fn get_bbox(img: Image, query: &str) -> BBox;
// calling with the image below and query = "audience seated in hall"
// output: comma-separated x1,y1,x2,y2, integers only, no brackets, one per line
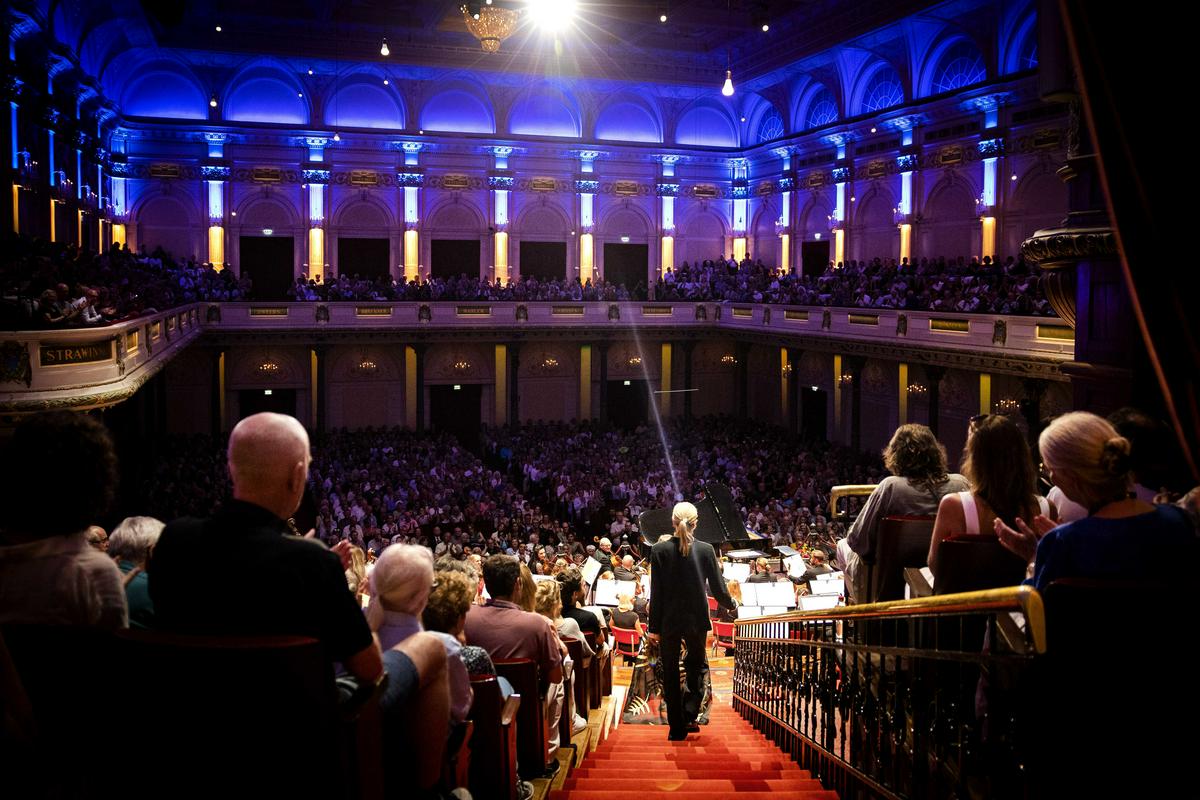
464,554,564,777
107,515,164,630
928,415,1057,581
0,412,128,629
996,411,1200,591
532,580,590,739
837,423,969,604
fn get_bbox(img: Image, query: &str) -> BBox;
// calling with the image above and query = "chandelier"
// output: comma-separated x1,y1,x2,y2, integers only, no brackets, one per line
462,4,521,53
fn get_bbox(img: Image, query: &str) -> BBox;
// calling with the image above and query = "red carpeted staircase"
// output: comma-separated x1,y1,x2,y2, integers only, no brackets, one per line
550,704,837,800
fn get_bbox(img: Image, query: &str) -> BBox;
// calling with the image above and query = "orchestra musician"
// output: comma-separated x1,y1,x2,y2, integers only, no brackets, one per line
591,536,618,569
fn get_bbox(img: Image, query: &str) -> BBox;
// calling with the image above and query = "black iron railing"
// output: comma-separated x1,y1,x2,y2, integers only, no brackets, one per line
732,587,1045,800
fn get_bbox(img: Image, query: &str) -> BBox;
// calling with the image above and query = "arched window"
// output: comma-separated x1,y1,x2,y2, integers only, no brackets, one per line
1020,39,1038,70
862,66,904,113
757,110,785,143
932,40,987,93
806,88,838,129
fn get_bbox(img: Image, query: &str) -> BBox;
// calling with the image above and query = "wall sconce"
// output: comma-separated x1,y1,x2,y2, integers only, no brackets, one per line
995,397,1020,414
453,360,471,373
627,356,642,367
258,359,280,374
838,373,853,386
907,383,927,396
354,358,378,375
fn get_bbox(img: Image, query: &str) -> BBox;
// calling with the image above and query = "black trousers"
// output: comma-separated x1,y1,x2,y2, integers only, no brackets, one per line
659,630,708,736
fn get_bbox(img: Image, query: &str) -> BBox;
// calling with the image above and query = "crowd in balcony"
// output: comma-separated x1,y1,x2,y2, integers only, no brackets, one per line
0,236,250,329
653,254,1054,315
291,253,1054,316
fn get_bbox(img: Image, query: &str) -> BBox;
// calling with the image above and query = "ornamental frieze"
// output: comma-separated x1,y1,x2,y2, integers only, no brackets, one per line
1020,227,1117,265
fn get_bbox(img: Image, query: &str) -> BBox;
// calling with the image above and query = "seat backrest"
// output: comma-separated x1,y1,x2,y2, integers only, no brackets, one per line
611,625,641,656
871,515,936,602
563,637,588,716
2,625,345,798
934,535,1027,595
467,676,518,800
707,596,719,617
712,620,736,645
494,658,545,780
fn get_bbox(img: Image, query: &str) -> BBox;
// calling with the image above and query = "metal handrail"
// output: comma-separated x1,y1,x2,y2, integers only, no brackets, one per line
733,585,1046,653
828,483,877,518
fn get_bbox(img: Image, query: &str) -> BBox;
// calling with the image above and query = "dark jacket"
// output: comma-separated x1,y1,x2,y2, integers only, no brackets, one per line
649,537,734,637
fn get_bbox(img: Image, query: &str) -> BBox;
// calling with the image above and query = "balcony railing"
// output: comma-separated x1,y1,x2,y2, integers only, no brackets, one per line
733,587,1045,799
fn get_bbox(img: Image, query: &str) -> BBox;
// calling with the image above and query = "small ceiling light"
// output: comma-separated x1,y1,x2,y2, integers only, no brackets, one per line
761,23,770,32
486,0,493,4
209,95,218,108
333,132,341,142
215,25,222,32
298,92,303,97
262,228,274,236
380,38,390,56
870,126,877,133
740,116,746,122
231,211,237,216
528,0,577,32
383,78,389,85
1011,174,1018,181
418,130,424,135
850,196,856,202
721,69,734,97
814,232,822,240
307,68,314,75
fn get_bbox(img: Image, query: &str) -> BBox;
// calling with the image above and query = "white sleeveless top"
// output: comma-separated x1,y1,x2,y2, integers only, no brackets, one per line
958,491,1049,535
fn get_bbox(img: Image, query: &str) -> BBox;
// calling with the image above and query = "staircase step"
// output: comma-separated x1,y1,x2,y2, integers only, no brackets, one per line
561,778,826,792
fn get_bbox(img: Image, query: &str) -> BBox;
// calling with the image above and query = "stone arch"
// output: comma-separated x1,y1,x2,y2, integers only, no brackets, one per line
508,82,581,138
922,174,978,259
849,59,906,116
222,59,310,125
132,189,202,261
427,198,487,235
675,100,738,147
594,92,663,144
798,192,835,239
112,54,209,120
329,348,403,382
324,75,405,130
515,200,572,237
419,79,496,134
237,194,302,232
751,199,780,267
1002,10,1039,74
1008,164,1067,247
917,35,988,97
597,202,654,239
332,194,395,232
679,207,729,265
227,347,308,388
853,184,897,261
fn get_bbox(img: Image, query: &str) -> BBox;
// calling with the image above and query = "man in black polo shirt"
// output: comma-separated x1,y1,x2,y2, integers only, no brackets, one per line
149,412,382,682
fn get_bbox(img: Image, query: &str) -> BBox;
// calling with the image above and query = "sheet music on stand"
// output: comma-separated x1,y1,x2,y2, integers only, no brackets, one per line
809,577,845,596
798,594,841,611
739,583,760,606
580,558,603,587
594,579,636,607
722,562,751,582
755,581,797,607
736,605,763,619
531,573,557,584
640,574,652,599
783,555,807,578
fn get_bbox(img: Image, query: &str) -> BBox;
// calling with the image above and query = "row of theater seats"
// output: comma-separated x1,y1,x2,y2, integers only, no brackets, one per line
471,631,614,800
0,621,615,800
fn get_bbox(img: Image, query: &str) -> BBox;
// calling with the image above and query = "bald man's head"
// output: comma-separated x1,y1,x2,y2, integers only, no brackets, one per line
228,413,311,520
622,555,634,568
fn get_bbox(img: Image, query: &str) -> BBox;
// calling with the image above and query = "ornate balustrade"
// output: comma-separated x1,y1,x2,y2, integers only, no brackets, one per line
733,587,1045,799
2,302,1071,412
0,306,203,412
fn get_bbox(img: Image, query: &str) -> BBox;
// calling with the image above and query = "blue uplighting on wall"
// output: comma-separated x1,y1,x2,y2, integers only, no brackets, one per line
595,100,662,143
805,87,838,130
676,105,737,148
420,89,495,134
861,66,904,114
831,167,851,183
302,168,331,183
200,165,231,180
895,154,918,171
397,172,425,187
225,76,308,124
655,183,679,196
977,138,1005,157
575,179,600,193
488,175,515,189
932,40,987,94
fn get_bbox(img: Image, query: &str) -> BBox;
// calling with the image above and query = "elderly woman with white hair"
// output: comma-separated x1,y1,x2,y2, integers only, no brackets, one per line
369,544,471,724
108,516,165,629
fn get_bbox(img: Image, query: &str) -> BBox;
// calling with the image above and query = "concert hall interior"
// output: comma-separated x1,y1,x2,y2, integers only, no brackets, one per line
1,1,1195,799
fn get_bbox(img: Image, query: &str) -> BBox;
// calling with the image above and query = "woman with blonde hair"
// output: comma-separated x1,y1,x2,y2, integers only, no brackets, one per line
997,411,1198,590
648,501,735,741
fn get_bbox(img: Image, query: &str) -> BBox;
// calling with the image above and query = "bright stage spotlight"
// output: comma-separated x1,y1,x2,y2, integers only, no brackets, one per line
527,0,576,32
